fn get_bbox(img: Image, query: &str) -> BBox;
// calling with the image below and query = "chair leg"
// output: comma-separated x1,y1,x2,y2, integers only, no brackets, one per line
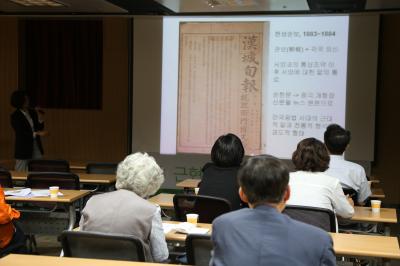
26,235,38,254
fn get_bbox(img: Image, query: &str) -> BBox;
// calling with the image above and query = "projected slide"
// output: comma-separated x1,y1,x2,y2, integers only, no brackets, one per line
161,16,349,158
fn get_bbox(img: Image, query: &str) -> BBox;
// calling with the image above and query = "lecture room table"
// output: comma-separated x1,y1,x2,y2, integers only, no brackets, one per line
162,221,400,262
4,188,90,232
149,193,397,231
176,178,386,198
351,206,397,235
10,170,116,185
69,160,87,172
0,254,182,266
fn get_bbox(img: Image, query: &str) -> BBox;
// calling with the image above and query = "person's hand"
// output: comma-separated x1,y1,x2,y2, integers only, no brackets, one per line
35,130,48,137
346,195,354,207
35,107,45,121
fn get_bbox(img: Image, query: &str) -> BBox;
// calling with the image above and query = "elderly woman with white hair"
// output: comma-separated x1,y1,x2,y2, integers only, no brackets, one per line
79,152,168,262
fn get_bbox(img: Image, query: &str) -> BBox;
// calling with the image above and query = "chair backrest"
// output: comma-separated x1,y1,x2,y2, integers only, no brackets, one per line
86,162,118,174
173,194,232,223
28,159,70,172
186,234,212,266
342,188,358,204
26,172,80,190
0,171,13,188
283,205,337,232
60,231,146,262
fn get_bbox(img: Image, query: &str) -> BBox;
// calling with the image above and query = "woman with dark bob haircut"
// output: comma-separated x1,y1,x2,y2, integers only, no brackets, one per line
198,133,245,210
287,138,354,220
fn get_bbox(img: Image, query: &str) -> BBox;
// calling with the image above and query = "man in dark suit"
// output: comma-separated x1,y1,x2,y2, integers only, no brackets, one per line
10,90,46,171
210,156,336,266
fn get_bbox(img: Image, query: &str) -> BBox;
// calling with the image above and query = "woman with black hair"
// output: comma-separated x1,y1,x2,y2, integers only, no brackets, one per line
10,90,47,171
198,133,245,210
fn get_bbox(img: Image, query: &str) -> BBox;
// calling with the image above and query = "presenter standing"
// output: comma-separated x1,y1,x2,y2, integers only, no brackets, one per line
10,90,47,171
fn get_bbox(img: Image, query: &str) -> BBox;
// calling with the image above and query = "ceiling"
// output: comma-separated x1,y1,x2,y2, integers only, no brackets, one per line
0,0,400,15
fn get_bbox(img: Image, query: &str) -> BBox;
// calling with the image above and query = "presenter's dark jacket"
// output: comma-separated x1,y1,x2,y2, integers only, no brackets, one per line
10,109,44,160
198,163,242,210
210,205,336,266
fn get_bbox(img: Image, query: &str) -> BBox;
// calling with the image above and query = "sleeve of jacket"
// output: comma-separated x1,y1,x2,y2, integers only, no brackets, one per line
11,112,32,139
331,180,354,218
320,235,336,266
0,187,20,225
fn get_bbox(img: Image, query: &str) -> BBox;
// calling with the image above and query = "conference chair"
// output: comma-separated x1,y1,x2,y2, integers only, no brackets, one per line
28,159,70,172
26,172,79,190
173,194,232,223
283,205,337,232
60,231,146,262
86,162,118,175
186,234,213,266
0,170,13,188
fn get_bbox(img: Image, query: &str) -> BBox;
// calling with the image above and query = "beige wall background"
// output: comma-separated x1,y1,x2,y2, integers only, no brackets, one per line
0,17,129,165
0,18,18,162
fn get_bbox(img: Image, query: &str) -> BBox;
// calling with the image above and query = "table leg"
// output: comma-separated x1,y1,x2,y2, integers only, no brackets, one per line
383,258,391,266
384,225,391,236
67,204,76,230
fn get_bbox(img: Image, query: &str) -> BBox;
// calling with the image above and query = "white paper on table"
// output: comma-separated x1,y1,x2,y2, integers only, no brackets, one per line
162,223,177,234
30,190,64,197
162,222,209,235
4,188,32,197
4,188,63,198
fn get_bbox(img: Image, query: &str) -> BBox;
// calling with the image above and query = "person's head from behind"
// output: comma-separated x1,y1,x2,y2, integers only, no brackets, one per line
324,124,351,155
211,133,244,167
292,138,330,172
116,152,164,198
10,90,29,109
238,155,290,210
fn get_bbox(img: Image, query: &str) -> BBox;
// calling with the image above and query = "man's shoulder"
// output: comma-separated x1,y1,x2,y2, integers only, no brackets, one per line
213,208,252,226
343,159,365,172
332,157,365,172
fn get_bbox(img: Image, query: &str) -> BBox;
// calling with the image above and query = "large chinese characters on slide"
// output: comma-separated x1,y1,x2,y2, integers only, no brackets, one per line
177,22,267,155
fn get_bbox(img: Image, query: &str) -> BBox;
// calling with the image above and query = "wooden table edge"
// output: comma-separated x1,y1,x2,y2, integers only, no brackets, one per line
5,189,91,203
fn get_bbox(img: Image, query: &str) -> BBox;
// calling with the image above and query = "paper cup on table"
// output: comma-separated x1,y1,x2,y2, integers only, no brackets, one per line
194,188,199,195
49,186,59,198
186,213,199,226
371,200,381,213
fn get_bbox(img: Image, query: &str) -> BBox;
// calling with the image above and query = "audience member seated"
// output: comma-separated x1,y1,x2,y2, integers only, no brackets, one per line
324,124,371,205
198,133,244,210
79,152,168,262
287,138,354,219
210,156,336,266
0,186,25,254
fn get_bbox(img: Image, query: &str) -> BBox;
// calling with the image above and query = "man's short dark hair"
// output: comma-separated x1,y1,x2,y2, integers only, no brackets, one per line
211,133,244,167
292,138,330,172
324,124,351,155
10,90,28,109
237,155,289,205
